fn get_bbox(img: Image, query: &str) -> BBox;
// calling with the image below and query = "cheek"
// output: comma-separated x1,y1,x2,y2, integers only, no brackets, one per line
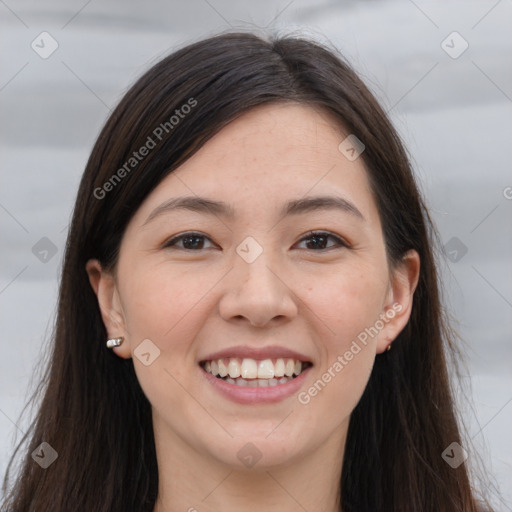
119,264,208,420
120,262,202,344
297,260,386,413
304,259,388,346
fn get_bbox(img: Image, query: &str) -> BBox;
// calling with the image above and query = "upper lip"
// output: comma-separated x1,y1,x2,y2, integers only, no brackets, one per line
200,345,312,363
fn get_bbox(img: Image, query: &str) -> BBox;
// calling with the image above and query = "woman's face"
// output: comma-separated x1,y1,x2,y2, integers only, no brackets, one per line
88,102,418,470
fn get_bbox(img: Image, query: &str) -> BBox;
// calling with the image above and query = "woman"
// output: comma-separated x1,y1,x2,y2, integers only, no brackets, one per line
1,31,495,511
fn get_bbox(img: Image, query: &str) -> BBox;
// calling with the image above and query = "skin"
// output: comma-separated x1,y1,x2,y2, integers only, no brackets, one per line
86,102,420,512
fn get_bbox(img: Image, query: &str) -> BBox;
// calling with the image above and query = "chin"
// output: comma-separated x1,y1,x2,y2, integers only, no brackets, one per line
198,426,309,470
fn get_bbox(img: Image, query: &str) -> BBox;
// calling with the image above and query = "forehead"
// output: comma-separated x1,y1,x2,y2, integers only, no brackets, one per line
189,102,352,174
131,102,379,227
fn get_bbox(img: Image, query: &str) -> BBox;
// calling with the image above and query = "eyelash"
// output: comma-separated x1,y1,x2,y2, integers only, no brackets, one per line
162,230,349,252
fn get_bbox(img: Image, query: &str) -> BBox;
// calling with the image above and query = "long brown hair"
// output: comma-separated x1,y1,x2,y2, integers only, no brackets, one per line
1,30,494,511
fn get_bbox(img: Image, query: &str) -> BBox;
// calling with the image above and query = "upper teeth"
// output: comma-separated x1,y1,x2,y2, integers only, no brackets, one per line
203,358,305,379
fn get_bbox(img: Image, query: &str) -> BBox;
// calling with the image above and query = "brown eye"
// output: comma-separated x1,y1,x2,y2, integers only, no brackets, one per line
163,232,215,251
296,231,348,251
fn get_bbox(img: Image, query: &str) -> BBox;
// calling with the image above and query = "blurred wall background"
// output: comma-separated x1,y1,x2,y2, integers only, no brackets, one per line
1,0,511,508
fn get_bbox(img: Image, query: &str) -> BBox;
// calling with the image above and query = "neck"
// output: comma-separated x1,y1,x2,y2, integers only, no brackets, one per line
151,416,347,512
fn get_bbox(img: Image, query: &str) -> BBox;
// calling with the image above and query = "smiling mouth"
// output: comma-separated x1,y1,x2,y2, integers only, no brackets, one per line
200,357,312,387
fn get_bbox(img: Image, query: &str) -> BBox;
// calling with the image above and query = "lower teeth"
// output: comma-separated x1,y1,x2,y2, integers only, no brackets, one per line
221,376,294,387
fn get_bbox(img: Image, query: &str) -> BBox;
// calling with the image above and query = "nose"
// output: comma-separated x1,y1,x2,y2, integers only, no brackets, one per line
218,249,298,328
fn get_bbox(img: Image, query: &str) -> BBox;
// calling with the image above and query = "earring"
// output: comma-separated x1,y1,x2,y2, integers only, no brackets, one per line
386,343,392,351
106,337,124,349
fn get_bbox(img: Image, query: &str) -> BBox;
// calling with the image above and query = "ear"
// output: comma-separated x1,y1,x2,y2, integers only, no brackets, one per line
376,249,420,354
85,259,131,359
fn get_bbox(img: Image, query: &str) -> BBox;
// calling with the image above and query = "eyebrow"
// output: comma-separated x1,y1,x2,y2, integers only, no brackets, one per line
142,194,365,226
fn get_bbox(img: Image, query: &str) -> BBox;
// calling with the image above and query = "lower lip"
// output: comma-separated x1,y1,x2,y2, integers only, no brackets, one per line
200,365,312,404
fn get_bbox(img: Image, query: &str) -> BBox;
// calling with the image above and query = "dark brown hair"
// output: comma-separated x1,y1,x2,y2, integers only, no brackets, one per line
1,30,495,511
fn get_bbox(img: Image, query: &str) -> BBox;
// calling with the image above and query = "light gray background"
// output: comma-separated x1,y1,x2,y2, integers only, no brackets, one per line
1,0,511,508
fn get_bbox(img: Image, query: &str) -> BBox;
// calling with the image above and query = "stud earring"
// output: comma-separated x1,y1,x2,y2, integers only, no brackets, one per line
386,343,392,351
106,337,124,349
